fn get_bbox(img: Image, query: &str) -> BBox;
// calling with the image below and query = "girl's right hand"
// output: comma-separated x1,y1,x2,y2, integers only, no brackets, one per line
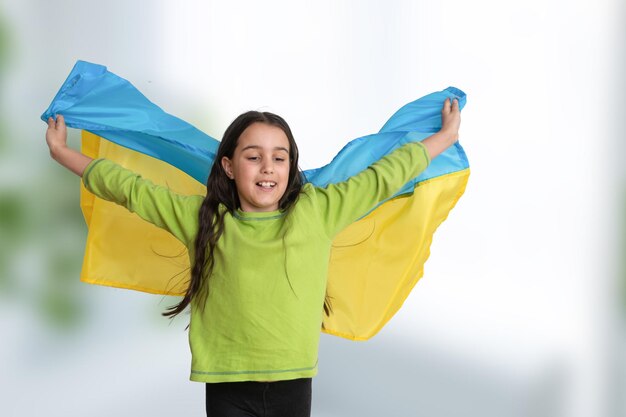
45,114,93,176
46,114,67,155
440,98,461,142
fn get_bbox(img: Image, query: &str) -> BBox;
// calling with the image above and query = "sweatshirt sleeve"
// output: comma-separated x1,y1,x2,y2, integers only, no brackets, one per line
82,158,202,246
312,141,430,238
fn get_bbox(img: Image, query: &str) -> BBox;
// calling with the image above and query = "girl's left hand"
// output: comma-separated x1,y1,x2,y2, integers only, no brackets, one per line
441,98,461,142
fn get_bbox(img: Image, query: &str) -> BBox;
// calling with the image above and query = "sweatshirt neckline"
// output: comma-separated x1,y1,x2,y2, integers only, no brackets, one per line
233,208,286,221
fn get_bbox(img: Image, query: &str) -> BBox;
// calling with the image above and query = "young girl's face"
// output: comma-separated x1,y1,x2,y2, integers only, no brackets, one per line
221,122,291,212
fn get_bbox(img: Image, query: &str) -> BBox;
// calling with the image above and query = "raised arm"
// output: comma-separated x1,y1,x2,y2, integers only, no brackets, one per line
44,114,201,246
46,114,93,176
421,97,461,160
313,97,462,238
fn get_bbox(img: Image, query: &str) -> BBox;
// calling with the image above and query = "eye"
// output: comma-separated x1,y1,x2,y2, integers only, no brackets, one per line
274,157,286,162
247,156,260,161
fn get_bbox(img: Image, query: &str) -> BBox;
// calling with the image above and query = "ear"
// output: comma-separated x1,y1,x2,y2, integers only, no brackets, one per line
221,156,234,179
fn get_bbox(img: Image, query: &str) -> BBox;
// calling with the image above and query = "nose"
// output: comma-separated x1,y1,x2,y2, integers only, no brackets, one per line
261,160,274,174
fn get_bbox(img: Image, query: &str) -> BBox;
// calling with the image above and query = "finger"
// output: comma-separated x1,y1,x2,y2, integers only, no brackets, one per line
452,98,459,108
56,114,65,129
47,117,54,128
443,97,450,112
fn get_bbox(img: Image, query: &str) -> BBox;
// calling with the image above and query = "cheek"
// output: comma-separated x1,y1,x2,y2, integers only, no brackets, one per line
281,174,289,188
281,167,291,183
236,164,255,181
282,162,291,175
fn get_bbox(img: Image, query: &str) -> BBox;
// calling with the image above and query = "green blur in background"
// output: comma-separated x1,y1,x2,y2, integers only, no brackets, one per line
0,16,86,329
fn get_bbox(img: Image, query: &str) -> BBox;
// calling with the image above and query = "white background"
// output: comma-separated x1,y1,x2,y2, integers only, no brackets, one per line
0,1,624,416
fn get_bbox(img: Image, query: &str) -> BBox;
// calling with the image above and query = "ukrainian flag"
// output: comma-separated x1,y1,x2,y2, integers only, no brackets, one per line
41,61,469,340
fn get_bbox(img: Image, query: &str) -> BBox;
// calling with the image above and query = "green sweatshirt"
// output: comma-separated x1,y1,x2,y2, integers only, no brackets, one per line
82,141,430,383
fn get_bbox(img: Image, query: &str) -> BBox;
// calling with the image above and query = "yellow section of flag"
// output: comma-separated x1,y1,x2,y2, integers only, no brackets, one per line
79,131,469,340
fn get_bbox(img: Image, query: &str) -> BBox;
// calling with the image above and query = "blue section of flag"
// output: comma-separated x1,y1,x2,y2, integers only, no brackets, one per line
42,60,468,200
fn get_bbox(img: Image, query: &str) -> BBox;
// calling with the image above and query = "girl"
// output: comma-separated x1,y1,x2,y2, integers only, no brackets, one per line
45,98,461,417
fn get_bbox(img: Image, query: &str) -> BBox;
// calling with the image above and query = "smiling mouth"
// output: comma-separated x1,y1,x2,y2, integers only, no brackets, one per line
256,181,277,189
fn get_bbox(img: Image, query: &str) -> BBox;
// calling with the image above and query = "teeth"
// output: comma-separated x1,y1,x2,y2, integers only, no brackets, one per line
257,182,276,188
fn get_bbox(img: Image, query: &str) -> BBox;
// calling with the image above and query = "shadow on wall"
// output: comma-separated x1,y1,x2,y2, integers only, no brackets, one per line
314,334,568,417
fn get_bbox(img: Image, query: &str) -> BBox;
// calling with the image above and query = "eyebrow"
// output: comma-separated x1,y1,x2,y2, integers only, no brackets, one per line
241,145,289,154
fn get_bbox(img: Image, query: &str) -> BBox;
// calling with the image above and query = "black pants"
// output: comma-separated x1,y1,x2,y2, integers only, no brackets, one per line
205,378,312,417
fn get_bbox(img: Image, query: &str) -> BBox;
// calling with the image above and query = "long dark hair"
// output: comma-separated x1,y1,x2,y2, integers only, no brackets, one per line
163,111,332,319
